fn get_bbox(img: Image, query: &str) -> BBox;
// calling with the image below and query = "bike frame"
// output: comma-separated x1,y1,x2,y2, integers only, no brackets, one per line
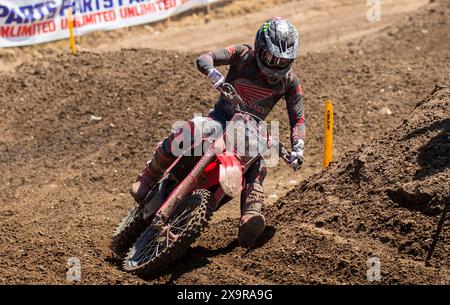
151,83,291,226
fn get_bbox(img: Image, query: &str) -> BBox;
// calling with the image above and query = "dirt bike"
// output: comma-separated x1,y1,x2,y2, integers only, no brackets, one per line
111,82,293,276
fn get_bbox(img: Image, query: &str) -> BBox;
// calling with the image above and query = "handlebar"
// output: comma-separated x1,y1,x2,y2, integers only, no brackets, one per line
275,140,292,165
218,82,245,109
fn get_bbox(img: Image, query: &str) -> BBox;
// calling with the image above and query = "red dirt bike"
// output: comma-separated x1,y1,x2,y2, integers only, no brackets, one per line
111,83,292,276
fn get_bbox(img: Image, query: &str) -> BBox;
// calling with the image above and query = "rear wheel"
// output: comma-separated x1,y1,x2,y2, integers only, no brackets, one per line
111,203,151,258
123,189,215,276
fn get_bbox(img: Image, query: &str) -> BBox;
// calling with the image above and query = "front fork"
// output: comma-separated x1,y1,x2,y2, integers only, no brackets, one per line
151,146,217,227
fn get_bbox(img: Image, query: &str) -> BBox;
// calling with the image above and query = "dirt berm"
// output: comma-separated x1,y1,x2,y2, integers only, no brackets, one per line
221,85,450,284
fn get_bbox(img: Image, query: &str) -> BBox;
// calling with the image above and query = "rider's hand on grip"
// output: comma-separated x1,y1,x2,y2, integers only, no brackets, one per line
207,68,225,89
289,139,304,171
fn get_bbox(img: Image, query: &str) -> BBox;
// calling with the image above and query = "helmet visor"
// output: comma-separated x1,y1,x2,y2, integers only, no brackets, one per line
260,49,293,69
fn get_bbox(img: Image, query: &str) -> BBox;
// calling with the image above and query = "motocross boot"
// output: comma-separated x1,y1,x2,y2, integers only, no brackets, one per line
131,145,176,203
238,182,266,248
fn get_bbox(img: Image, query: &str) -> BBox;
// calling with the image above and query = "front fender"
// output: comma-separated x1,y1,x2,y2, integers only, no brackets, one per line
217,153,243,198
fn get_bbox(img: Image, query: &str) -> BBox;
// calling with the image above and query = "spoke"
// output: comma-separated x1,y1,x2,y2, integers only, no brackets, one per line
170,206,194,224
170,225,186,231
169,230,180,242
173,207,197,225
145,245,158,263
137,240,157,261
175,203,197,219
168,212,184,225
166,229,170,248
137,244,153,262
142,243,157,263
136,241,152,260
135,229,159,263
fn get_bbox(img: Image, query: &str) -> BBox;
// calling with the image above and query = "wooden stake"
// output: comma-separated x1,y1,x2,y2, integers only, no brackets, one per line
68,7,77,55
323,99,333,168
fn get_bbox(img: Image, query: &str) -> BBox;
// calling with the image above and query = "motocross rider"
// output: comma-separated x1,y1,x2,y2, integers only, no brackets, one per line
131,17,305,247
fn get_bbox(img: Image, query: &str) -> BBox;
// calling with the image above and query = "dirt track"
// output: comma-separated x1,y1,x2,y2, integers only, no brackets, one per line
0,0,428,72
0,0,449,284
91,0,428,53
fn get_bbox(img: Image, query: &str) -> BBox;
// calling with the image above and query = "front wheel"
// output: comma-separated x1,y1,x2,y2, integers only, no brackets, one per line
123,189,215,276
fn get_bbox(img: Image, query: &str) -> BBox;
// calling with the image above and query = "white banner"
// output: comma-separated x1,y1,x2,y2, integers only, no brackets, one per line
0,0,220,47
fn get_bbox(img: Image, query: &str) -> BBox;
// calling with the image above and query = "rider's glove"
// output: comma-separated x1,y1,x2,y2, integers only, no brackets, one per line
289,139,304,171
207,68,225,89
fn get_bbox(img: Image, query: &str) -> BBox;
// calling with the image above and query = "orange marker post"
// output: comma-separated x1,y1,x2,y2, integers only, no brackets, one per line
323,99,333,168
68,7,77,55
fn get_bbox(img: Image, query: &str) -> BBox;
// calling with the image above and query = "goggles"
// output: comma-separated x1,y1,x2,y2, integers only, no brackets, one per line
260,49,293,69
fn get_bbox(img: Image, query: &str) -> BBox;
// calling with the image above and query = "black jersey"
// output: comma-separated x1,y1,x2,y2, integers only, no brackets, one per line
196,44,305,146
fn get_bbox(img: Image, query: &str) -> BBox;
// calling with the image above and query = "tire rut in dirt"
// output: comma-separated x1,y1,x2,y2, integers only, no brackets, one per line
123,189,215,278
